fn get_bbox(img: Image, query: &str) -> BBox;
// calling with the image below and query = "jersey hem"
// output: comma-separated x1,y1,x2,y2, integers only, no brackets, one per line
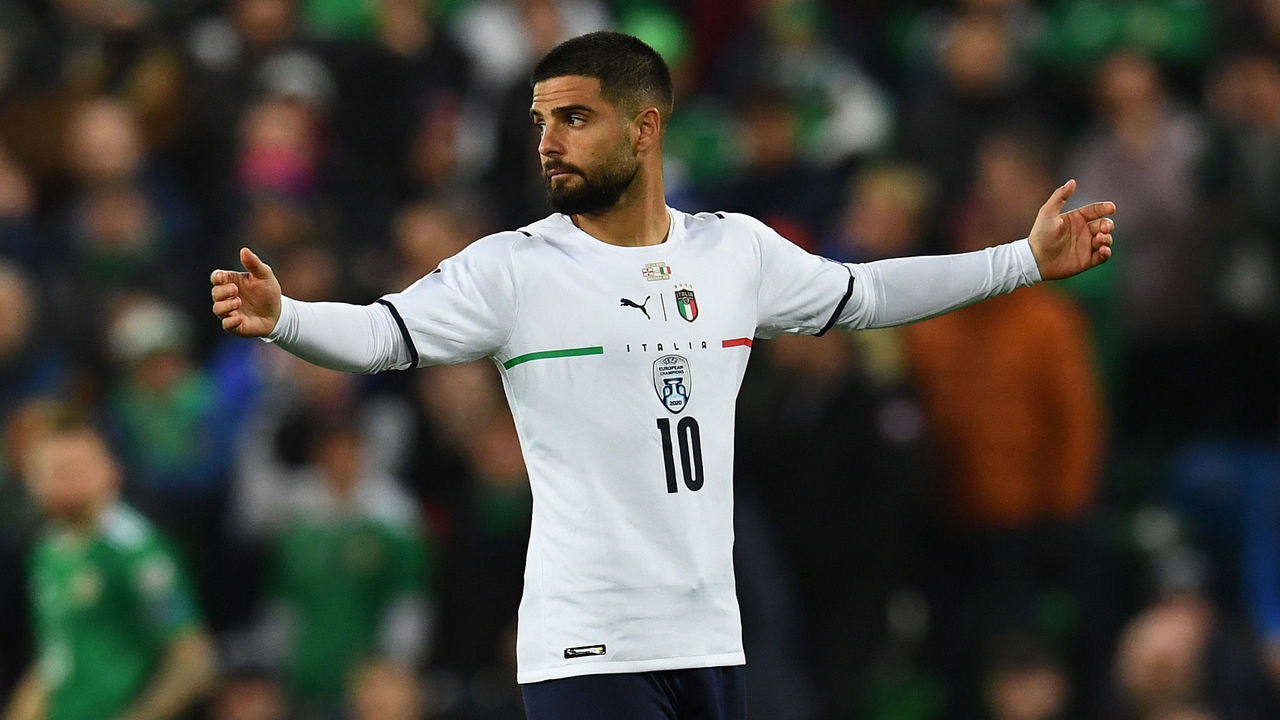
516,651,747,684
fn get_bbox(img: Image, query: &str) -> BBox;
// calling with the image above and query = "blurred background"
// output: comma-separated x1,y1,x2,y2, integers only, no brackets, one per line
0,0,1278,719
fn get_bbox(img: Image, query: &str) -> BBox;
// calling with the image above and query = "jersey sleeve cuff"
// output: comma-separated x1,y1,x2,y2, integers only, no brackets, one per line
262,296,297,344
1014,238,1043,284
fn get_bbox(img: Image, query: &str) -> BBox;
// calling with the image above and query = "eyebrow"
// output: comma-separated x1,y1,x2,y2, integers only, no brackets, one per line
529,104,596,121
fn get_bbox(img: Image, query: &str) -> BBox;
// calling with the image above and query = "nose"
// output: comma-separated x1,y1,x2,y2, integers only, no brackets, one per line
538,123,562,159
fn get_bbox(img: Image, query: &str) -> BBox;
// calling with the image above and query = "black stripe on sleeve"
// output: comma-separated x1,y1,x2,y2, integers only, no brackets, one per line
714,212,725,219
519,230,533,237
376,299,419,368
814,268,855,337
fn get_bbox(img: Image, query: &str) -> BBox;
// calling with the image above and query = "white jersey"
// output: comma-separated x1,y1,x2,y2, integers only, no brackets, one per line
371,207,1041,682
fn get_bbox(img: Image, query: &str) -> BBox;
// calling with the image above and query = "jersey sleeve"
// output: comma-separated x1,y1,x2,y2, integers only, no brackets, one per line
377,232,523,366
836,239,1042,329
741,214,856,339
127,540,203,645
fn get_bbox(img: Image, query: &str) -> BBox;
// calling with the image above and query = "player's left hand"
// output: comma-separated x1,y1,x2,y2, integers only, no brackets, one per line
1027,179,1116,281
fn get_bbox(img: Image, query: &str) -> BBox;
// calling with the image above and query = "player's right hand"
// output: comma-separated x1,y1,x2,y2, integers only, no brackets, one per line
210,247,281,337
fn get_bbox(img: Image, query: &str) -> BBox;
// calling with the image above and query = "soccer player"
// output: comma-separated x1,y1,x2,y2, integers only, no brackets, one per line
3,422,216,720
210,31,1115,720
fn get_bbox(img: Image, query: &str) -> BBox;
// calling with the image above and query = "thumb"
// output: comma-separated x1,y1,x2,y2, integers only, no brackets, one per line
1040,178,1076,218
240,247,272,280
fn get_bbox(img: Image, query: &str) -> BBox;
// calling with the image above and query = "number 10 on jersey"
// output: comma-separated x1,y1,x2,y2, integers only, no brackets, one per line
657,417,704,493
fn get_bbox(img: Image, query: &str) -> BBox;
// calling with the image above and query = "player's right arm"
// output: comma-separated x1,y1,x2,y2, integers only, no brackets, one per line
211,247,413,374
3,668,45,720
212,234,520,372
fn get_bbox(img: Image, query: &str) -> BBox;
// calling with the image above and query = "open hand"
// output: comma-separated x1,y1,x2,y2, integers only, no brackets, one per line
1028,179,1116,281
210,248,281,337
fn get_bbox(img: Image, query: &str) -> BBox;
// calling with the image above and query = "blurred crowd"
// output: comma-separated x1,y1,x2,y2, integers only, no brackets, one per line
0,0,1278,719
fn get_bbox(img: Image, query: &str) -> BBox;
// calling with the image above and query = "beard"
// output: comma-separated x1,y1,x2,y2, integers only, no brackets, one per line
543,143,640,216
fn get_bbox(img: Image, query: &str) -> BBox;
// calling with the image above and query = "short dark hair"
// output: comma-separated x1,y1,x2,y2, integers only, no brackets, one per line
531,31,674,124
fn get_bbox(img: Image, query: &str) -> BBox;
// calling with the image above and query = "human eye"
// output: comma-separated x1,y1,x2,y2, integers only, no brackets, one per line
567,114,586,127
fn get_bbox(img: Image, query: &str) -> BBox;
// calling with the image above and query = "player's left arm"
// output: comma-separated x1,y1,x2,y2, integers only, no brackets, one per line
835,181,1116,330
1026,179,1115,280
113,628,217,720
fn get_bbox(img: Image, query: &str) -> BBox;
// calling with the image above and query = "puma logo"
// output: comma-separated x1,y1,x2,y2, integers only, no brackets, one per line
620,296,651,319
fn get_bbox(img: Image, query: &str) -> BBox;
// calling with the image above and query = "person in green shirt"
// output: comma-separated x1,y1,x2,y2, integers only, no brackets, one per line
2,422,217,720
259,420,433,713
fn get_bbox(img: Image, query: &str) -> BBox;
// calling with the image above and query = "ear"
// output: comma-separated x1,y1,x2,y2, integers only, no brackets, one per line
633,107,663,153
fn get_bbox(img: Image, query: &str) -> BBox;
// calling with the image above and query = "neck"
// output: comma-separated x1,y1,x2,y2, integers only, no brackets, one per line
570,166,670,247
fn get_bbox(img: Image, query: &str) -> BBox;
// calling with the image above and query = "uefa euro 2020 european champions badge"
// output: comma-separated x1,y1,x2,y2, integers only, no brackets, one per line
653,354,691,413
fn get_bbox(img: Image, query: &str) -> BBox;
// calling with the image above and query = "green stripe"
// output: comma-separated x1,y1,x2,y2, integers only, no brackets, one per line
502,346,604,369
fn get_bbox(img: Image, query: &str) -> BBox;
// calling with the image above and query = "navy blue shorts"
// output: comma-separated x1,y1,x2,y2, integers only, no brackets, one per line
521,666,747,720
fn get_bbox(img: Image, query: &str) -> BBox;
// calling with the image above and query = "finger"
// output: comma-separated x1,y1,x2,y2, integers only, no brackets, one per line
211,284,238,302
222,314,243,332
1093,232,1113,248
1087,217,1114,235
212,298,241,317
240,247,272,280
1040,178,1076,217
1072,200,1116,222
1096,245,1112,263
210,269,242,285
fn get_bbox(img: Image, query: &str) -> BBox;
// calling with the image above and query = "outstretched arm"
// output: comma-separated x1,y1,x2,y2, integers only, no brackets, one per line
836,181,1116,330
211,248,411,373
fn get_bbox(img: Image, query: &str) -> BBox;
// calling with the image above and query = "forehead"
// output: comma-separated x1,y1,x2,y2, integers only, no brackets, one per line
530,75,609,113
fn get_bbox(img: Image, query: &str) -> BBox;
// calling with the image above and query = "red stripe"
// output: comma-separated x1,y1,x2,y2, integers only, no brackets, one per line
721,338,753,348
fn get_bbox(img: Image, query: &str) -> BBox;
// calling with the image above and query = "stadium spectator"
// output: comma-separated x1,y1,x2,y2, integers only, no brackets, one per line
1066,50,1211,444
898,9,1051,236
904,131,1106,716
432,408,529,673
738,330,931,719
348,660,424,720
383,200,477,293
697,87,834,249
209,668,289,720
2,420,216,720
982,633,1073,720
403,360,507,520
0,142,40,272
47,98,200,371
0,262,68,421
318,0,474,250
706,0,892,166
1108,551,1275,720
255,418,433,715
0,398,60,711
105,296,237,582
1199,49,1280,440
821,161,937,262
